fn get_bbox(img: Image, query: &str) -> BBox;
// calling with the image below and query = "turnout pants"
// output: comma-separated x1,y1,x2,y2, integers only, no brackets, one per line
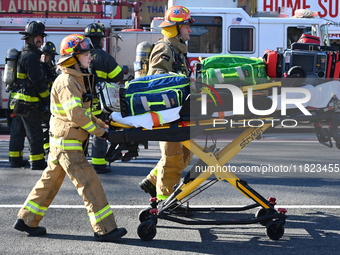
9,106,45,164
146,141,192,199
17,147,117,235
8,115,26,162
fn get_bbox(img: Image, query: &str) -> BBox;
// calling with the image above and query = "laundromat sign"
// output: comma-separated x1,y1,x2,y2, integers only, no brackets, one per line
0,0,110,19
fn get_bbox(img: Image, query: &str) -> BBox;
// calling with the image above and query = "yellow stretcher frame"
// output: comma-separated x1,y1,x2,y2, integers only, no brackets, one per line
178,125,272,208
108,118,288,241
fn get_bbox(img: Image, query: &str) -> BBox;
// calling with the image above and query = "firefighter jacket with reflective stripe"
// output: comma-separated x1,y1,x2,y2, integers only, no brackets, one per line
91,47,123,84
50,67,106,143
90,47,123,115
12,43,50,106
147,35,191,77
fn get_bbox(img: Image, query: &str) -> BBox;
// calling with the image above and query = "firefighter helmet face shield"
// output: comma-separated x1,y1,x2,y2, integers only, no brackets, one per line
73,37,93,54
57,34,93,66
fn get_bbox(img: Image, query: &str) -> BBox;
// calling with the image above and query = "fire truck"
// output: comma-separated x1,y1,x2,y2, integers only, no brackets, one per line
0,0,141,125
0,0,333,126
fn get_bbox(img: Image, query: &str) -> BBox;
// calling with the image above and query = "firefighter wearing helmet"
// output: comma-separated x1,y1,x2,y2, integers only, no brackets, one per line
84,23,124,174
41,41,59,65
139,6,194,203
8,21,50,170
144,6,194,77
40,41,59,154
14,34,127,242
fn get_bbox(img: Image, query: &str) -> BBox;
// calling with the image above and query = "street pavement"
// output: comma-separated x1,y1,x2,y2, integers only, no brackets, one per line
0,129,340,254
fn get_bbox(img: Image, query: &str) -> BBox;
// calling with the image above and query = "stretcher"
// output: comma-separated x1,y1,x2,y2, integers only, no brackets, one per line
106,80,340,241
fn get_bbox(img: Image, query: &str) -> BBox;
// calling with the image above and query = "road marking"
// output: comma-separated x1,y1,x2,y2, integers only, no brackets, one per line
1,205,340,209
0,159,159,164
0,139,320,143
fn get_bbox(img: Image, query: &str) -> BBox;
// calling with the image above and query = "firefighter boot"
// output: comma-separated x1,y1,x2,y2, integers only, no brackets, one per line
13,219,47,236
139,178,156,197
93,164,111,174
10,157,29,168
30,159,47,170
94,227,127,242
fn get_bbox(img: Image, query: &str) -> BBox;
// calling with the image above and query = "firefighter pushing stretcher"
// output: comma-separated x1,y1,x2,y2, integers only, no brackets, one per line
138,6,195,205
14,34,127,242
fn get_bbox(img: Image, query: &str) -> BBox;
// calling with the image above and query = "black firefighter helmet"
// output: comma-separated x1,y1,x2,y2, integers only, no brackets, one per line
41,41,59,56
84,23,106,38
19,21,47,40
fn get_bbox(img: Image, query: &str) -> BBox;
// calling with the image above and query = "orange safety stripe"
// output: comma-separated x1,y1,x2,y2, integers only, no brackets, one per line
150,112,160,127
218,111,225,119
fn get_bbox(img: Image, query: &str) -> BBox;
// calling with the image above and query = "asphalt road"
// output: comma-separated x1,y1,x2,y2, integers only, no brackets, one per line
0,130,340,255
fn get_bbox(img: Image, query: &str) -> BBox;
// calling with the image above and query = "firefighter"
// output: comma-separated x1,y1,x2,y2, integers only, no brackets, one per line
13,34,127,242
40,41,58,82
139,6,194,202
40,41,59,155
84,23,124,174
9,21,49,170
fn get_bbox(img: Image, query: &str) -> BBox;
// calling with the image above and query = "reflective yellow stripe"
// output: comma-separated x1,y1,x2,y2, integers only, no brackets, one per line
43,143,50,150
85,108,92,117
17,72,28,79
24,200,48,216
29,154,45,161
151,167,158,176
88,205,113,224
96,66,122,80
12,92,40,102
171,17,184,22
157,194,168,200
92,158,107,165
108,66,122,79
95,70,108,79
82,121,96,132
51,103,66,114
50,137,83,150
62,97,82,111
92,109,102,115
39,90,50,98
9,151,24,157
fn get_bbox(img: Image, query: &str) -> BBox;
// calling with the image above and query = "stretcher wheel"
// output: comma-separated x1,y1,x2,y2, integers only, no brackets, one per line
137,221,157,241
138,208,152,222
255,208,272,226
266,220,285,240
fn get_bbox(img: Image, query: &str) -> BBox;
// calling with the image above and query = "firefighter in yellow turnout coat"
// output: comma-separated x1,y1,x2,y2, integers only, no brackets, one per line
14,34,127,242
139,6,194,201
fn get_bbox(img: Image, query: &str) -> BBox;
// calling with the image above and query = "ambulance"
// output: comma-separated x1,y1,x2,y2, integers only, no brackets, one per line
111,0,331,78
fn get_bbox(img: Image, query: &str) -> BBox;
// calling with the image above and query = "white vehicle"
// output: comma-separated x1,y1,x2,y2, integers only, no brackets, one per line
255,0,340,50
111,5,330,79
